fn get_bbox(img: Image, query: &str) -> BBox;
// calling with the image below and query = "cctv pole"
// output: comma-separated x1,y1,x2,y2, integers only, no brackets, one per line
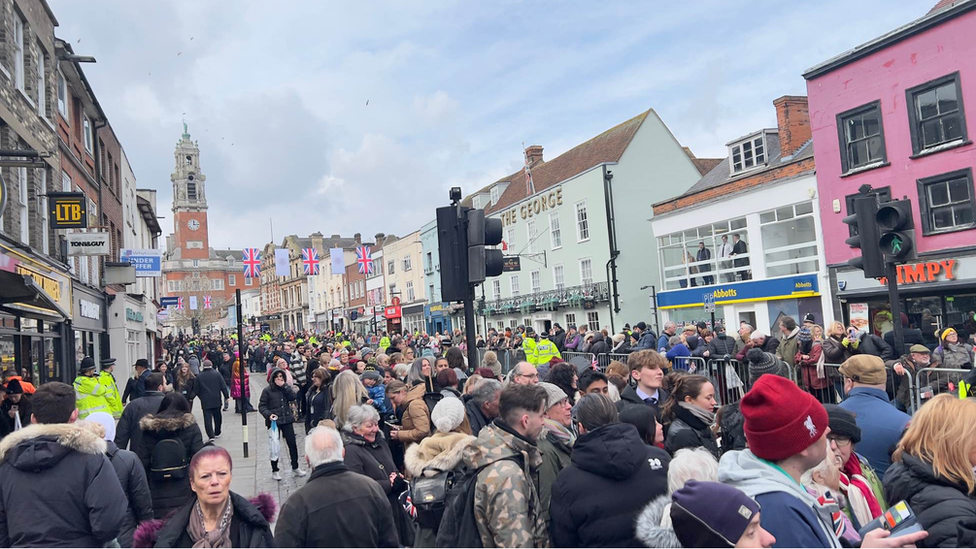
236,289,248,458
885,262,905,356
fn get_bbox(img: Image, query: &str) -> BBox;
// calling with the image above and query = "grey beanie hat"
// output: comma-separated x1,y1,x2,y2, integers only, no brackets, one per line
745,348,790,383
538,381,569,409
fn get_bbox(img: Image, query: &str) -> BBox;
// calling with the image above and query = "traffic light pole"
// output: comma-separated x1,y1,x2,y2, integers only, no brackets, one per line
464,285,478,373
885,262,905,357
235,289,248,458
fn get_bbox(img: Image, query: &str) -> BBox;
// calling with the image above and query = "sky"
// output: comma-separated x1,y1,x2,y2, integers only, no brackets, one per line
50,0,926,251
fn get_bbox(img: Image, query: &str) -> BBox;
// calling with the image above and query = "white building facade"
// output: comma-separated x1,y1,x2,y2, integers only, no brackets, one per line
384,231,426,334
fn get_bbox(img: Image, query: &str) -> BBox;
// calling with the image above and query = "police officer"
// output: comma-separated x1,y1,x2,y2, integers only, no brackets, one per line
98,358,124,418
522,327,538,365
535,331,562,366
73,357,110,420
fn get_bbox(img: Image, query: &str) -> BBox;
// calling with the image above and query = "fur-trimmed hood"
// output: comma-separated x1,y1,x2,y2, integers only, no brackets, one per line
635,495,682,548
138,413,196,432
404,431,477,478
0,423,107,471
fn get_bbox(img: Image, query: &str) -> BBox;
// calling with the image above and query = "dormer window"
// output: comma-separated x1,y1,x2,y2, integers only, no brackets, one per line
490,185,501,206
472,195,482,209
729,133,767,174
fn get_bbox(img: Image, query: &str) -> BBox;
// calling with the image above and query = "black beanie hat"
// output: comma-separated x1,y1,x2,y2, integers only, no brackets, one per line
824,404,861,444
671,481,761,548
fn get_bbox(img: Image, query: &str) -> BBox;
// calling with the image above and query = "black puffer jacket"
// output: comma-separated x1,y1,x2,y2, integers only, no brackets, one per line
884,453,976,548
707,333,737,358
341,431,414,547
664,405,719,458
549,422,670,547
106,440,153,547
855,332,895,360
136,413,206,519
259,369,297,427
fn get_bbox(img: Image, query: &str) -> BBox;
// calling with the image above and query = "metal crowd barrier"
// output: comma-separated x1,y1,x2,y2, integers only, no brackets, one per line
915,367,971,410
704,359,746,406
789,362,917,415
475,348,516,375
594,352,630,371
668,356,706,374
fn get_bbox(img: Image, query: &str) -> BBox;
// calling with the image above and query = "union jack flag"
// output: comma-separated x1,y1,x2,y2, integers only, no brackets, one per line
356,246,374,275
204,295,212,309
243,248,261,278
176,297,185,310
302,248,319,276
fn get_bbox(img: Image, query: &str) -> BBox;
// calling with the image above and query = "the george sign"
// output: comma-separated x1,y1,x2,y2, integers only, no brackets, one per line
66,232,109,256
502,256,521,272
500,188,564,227
658,274,819,310
49,192,88,229
120,248,162,277
79,299,100,320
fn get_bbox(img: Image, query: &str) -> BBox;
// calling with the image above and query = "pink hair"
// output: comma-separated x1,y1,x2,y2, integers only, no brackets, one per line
189,445,233,478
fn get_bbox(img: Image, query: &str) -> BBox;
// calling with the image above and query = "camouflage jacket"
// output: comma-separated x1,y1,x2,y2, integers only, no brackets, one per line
462,422,549,548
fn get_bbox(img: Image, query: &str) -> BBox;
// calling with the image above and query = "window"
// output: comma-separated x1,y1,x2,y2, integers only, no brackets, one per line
403,255,412,272
17,168,27,244
429,284,435,300
426,252,433,272
531,270,541,293
39,169,48,254
510,275,520,296
229,275,236,286
918,168,976,234
506,226,516,251
549,212,562,248
245,276,253,286
212,279,224,291
579,258,593,285
760,201,820,278
730,134,766,173
192,259,199,268
167,280,176,292
575,201,589,241
490,186,501,205
388,260,395,275
907,72,968,154
57,71,67,117
83,115,93,154
186,179,197,201
61,170,71,191
472,195,482,210
838,101,886,172
36,43,46,118
525,220,537,253
553,264,565,290
587,311,600,330
407,281,415,302
14,15,25,92
565,313,576,326
492,279,501,300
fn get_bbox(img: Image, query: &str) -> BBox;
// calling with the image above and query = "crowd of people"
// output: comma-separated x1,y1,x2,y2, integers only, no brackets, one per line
0,318,973,547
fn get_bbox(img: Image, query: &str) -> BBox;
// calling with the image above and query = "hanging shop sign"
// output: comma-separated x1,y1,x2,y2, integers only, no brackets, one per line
502,256,521,272
49,192,88,229
120,248,162,277
66,232,110,256
658,274,819,310
384,305,402,319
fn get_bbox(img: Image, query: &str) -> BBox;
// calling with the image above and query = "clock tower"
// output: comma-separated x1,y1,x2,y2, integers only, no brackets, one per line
171,124,209,260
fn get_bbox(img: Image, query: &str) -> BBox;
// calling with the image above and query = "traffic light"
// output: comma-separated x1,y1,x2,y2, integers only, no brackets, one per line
436,205,470,302
843,195,885,278
467,209,504,284
876,199,916,263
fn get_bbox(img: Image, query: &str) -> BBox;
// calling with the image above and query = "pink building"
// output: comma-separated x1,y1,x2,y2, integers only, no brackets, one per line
804,0,976,346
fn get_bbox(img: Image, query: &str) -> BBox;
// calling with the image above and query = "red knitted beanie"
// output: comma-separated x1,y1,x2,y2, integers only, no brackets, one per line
740,374,828,460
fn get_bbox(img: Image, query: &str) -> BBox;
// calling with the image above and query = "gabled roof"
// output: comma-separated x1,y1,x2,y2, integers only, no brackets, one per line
473,110,652,215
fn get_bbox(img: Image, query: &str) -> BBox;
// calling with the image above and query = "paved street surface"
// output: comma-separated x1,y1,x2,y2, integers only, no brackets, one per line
192,373,308,508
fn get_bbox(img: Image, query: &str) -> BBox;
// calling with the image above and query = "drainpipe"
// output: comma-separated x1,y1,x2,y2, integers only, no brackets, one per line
602,165,620,334
93,118,109,360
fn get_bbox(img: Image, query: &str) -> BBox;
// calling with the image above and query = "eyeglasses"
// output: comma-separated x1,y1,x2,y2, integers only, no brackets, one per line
827,435,852,447
517,372,539,379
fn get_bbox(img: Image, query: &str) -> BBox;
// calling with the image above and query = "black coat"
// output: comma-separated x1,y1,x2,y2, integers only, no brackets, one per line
549,423,670,548
135,413,206,519
707,333,737,358
0,396,31,438
259,374,297,427
464,396,491,436
151,492,276,548
273,462,398,548
305,385,332,433
553,329,567,352
106,441,153,547
196,368,229,410
884,328,925,355
588,333,611,356
856,333,895,361
115,391,165,451
884,453,976,548
342,432,414,547
616,385,670,425
664,406,719,458
0,423,127,547
175,376,196,404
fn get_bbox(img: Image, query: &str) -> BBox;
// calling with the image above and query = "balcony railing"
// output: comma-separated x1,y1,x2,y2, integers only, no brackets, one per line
479,281,610,316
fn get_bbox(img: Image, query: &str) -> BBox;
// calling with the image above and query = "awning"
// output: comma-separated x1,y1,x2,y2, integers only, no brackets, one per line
0,271,70,320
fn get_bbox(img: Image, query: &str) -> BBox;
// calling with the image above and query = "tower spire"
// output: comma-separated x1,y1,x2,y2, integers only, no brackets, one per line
182,119,190,139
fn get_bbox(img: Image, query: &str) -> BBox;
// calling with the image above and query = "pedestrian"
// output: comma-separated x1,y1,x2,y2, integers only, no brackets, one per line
0,379,31,438
616,350,670,424
775,316,800,368
81,412,153,548
155,361,175,393
619,403,664,447
0,382,126,546
187,352,200,376
231,359,254,414
886,344,932,413
274,425,398,548
195,359,229,442
387,375,431,449
73,356,112,420
341,404,414,546
536,382,575,530
464,378,501,437
136,393,205,518
662,374,719,458
460,383,549,548
885,394,976,548
116,373,167,451
331,369,370,429
132,358,153,400
837,354,910,476
0,369,34,394
305,367,333,433
800,449,863,545
259,368,307,481
669,481,776,548
635,448,720,548
550,393,671,547
99,358,125,419
174,361,197,412
934,327,975,370
823,405,886,515
134,446,276,548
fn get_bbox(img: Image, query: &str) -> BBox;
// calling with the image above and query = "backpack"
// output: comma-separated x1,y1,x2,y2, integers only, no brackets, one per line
718,402,747,454
434,456,522,548
411,469,456,529
150,437,188,482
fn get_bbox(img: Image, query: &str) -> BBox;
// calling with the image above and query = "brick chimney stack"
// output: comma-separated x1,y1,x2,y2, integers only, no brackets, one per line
525,145,544,166
773,96,811,157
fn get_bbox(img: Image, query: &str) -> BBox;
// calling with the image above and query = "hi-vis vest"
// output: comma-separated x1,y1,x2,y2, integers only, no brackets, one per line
379,337,392,352
522,337,538,364
73,375,110,419
535,339,562,366
98,371,124,419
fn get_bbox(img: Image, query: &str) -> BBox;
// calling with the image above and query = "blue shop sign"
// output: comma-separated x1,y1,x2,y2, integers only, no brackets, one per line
425,302,449,317
658,274,819,310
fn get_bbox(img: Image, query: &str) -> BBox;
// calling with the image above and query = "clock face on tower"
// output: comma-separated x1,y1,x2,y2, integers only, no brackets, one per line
187,219,200,231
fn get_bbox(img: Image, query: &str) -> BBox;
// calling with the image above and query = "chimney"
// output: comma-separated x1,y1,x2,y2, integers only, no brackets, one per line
375,232,386,246
354,233,362,245
524,145,544,166
773,96,811,157
330,234,340,239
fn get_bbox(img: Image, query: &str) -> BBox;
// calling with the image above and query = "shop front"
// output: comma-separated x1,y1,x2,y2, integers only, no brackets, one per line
0,242,73,384
70,283,106,376
402,303,424,335
384,305,402,334
425,302,451,335
658,273,825,335
109,294,147,378
834,254,976,349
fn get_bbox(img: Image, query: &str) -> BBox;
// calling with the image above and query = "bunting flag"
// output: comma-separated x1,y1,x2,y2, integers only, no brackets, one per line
356,246,374,275
275,248,290,277
204,295,212,309
243,248,261,278
176,297,185,310
330,248,344,275
302,248,320,276
189,295,198,310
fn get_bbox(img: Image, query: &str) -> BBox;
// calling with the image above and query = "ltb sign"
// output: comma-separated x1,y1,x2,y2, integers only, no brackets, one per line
49,192,88,229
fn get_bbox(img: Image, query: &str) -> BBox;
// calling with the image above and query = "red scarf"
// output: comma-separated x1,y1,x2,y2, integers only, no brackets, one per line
843,455,883,518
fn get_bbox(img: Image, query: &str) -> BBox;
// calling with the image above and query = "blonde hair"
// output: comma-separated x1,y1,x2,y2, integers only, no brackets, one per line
896,394,976,493
828,321,846,337
331,370,369,429
605,360,629,380
463,374,484,396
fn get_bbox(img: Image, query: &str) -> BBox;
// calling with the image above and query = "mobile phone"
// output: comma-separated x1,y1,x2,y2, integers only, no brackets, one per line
384,421,400,430
858,501,922,538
